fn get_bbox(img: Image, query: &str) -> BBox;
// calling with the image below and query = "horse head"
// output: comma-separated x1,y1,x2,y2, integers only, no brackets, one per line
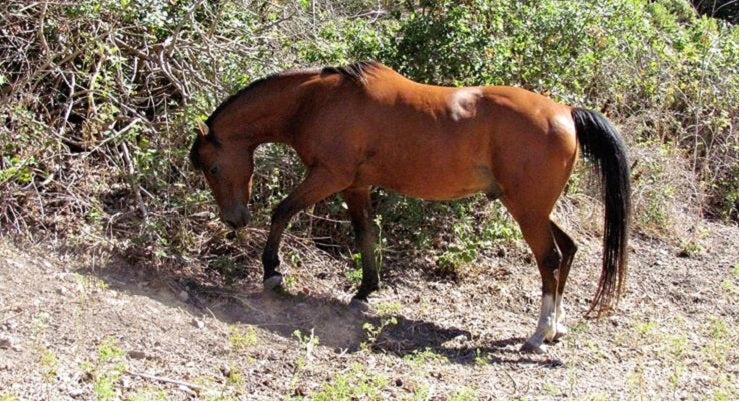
189,121,254,229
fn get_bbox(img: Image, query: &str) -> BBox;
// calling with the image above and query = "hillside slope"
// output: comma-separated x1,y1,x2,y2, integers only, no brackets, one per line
0,221,737,400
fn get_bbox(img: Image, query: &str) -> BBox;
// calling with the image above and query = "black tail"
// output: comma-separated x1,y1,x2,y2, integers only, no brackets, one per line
572,108,631,317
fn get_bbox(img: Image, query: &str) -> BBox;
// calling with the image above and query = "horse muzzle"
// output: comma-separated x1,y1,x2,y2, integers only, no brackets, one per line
221,204,250,229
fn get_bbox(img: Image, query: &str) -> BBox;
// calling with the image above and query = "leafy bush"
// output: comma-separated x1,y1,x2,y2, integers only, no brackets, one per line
1,0,736,284
381,0,738,221
1,0,277,257
292,0,738,230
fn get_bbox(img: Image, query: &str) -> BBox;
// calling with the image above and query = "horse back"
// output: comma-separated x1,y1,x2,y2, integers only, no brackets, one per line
292,70,578,201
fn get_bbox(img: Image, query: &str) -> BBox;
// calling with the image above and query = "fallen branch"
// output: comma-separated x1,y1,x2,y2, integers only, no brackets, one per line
124,370,205,391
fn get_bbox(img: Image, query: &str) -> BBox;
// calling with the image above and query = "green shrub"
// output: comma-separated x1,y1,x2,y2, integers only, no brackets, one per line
1,0,736,283
377,0,738,221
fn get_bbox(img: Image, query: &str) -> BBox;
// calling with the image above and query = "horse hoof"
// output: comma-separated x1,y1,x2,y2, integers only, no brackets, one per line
553,324,568,341
348,298,372,313
520,340,547,354
263,274,283,290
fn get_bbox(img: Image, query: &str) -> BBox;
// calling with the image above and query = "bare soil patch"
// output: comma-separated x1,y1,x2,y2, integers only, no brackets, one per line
0,222,737,400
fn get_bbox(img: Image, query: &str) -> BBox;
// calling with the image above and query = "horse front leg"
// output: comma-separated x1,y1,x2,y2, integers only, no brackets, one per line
262,167,350,289
342,187,379,308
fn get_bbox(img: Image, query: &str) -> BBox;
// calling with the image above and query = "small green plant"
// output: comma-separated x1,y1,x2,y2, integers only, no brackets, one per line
450,386,477,401
723,265,740,297
94,337,126,400
30,312,50,335
679,240,704,256
0,155,36,185
436,241,478,271
375,301,402,317
712,388,734,400
584,392,610,401
543,382,561,397
229,325,257,352
626,364,647,400
292,328,319,361
402,348,449,368
128,386,169,401
310,362,389,400
75,275,109,294
567,368,581,398
712,318,729,337
94,372,121,401
282,275,297,291
289,328,320,393
220,326,256,399
360,301,400,349
721,278,734,293
474,348,492,366
38,346,59,381
346,253,363,286
192,375,225,400
226,369,244,388
79,336,127,401
216,366,246,399
362,316,397,349
212,256,240,284
98,336,124,361
411,381,431,400
669,362,685,391
570,320,590,334
702,317,731,370
635,320,658,336
667,333,688,358
287,250,302,267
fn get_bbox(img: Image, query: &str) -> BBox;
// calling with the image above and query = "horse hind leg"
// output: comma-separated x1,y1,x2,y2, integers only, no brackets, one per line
550,221,577,341
509,213,562,354
342,187,380,310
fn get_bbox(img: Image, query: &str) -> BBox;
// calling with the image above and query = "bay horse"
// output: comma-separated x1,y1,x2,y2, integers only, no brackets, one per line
190,61,631,353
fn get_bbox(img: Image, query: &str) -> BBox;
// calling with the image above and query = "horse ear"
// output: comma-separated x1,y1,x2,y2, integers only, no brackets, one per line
197,121,209,137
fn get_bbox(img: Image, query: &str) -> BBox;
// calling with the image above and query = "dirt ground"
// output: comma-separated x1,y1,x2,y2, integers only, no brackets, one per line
0,220,738,400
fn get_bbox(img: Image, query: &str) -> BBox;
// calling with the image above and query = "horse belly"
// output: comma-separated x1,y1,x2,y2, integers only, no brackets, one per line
364,154,497,201
354,96,498,200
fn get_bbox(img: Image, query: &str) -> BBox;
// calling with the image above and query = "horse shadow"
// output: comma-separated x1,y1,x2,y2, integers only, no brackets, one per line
81,259,562,367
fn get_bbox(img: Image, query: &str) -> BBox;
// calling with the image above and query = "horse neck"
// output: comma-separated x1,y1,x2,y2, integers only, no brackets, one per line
213,73,314,148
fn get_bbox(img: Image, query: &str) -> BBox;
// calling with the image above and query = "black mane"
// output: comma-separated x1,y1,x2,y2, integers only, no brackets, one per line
320,60,380,84
205,61,378,127
205,74,277,126
191,62,379,169
192,74,277,170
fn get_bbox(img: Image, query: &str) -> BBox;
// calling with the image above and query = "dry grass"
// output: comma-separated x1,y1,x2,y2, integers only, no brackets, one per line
1,219,737,400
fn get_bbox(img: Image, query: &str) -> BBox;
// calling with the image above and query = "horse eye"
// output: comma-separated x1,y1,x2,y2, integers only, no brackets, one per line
209,165,219,175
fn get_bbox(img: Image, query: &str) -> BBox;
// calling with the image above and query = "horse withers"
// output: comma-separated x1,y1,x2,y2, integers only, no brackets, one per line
189,61,631,353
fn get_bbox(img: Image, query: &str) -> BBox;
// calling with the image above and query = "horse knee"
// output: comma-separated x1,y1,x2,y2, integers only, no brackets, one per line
272,199,294,222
